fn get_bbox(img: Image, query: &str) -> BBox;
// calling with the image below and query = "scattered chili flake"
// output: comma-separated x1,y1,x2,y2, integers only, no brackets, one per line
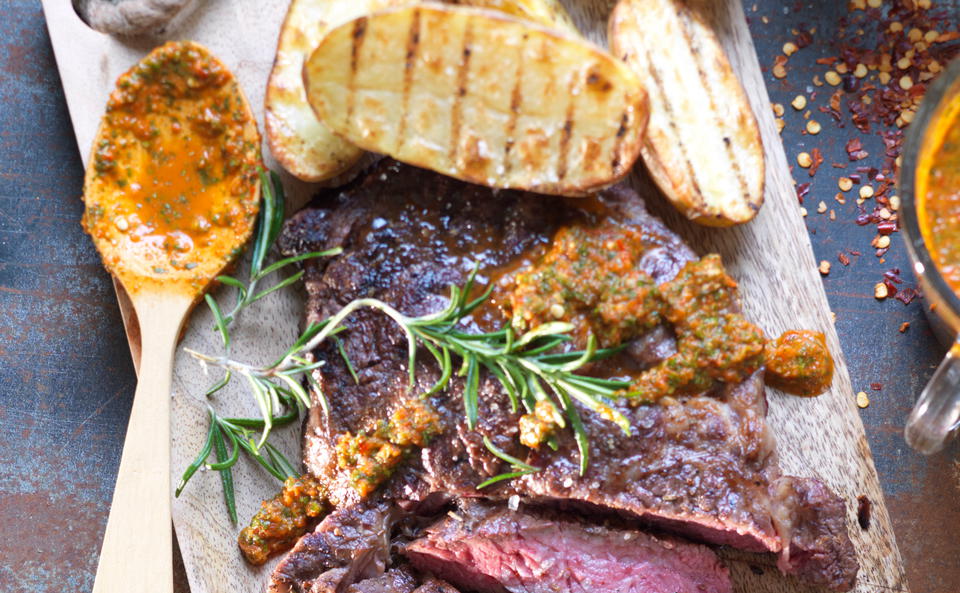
796,182,811,203
895,286,920,305
857,495,872,530
838,252,851,266
899,322,910,333
809,148,824,176
846,138,870,161
870,382,883,391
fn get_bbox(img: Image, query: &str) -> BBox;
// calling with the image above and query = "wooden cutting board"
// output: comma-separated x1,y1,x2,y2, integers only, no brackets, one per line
41,1,908,592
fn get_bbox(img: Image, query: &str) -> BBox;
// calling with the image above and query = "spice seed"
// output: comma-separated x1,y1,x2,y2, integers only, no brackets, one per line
825,71,842,86
783,41,798,56
856,391,870,408
879,72,892,85
772,102,785,117
890,195,901,210
859,185,875,199
819,261,831,275
853,63,868,78
877,235,891,249
797,152,813,168
839,177,853,191
900,75,914,90
773,64,787,79
818,200,827,214
807,120,822,135
791,95,807,110
874,283,888,300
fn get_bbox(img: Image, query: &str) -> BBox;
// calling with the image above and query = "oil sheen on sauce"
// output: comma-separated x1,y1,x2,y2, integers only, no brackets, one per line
82,41,260,294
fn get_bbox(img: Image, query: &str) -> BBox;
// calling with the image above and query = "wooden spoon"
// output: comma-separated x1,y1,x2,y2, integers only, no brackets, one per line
81,41,261,592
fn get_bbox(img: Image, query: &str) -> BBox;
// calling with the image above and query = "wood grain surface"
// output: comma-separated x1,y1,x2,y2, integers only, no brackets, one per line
41,1,907,592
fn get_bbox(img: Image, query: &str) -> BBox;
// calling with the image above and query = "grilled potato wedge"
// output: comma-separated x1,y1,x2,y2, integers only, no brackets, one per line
265,0,398,182
304,4,647,196
609,0,764,226
267,0,579,183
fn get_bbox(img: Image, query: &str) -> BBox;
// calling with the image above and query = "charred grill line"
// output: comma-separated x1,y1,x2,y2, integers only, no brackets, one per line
449,19,474,168
346,17,368,129
675,5,751,203
611,108,630,175
556,72,578,182
397,8,422,154
502,33,527,181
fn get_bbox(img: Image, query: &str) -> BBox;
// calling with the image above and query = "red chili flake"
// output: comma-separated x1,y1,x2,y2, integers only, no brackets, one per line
832,162,847,168
846,138,869,161
870,383,883,391
884,268,903,284
795,29,813,49
796,182,811,203
857,496,871,530
877,220,898,235
895,287,920,305
816,56,838,65
838,252,851,266
849,249,862,256
809,148,824,177
883,278,899,296
899,322,910,333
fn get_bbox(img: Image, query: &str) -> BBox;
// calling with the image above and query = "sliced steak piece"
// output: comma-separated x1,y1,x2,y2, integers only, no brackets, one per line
412,577,461,593
346,567,418,593
278,159,858,590
271,500,395,593
772,477,859,592
402,501,731,593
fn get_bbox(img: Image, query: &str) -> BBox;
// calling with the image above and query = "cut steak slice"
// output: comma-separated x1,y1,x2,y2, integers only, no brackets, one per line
271,500,395,593
277,159,858,590
402,501,732,593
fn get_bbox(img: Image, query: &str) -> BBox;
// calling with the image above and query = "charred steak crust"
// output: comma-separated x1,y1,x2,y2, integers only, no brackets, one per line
275,160,858,591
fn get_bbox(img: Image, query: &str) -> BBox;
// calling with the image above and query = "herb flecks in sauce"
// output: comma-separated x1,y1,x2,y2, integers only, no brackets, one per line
765,330,834,396
82,41,260,293
238,474,329,565
505,222,830,399
336,400,442,497
919,92,960,295
510,225,663,347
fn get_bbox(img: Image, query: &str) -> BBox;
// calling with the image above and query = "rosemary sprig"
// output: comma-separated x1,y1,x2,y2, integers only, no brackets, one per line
187,268,633,478
477,436,541,489
176,169,339,522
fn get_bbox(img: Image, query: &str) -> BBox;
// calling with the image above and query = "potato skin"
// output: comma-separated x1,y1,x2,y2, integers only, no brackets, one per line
304,3,648,196
609,0,764,226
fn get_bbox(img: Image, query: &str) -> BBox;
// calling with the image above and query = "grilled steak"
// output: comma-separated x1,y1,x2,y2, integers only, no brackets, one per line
402,501,732,593
275,160,857,591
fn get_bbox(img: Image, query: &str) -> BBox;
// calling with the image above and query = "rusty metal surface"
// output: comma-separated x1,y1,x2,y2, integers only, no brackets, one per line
0,0,956,592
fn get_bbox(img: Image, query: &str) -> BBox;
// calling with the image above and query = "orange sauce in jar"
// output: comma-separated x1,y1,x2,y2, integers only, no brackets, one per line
918,92,960,295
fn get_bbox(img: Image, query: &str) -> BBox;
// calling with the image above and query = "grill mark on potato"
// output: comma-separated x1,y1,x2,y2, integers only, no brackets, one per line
675,5,750,203
638,45,705,206
502,32,527,181
611,108,629,174
346,17,368,129
449,19,474,167
396,8,422,154
556,72,578,181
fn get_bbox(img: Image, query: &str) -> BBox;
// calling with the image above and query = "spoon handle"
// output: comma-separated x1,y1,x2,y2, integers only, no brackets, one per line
93,294,191,593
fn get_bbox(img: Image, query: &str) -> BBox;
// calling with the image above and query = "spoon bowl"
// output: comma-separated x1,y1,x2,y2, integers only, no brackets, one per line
81,41,261,593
